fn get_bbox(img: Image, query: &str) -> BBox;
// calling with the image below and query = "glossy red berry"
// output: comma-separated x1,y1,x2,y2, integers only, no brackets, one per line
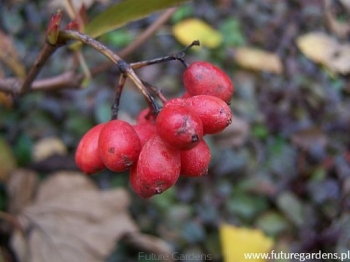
137,108,156,125
181,92,191,98
181,139,211,177
129,135,181,198
133,123,157,147
164,97,189,108
98,120,141,172
75,123,106,175
156,105,203,150
183,61,234,104
187,95,232,134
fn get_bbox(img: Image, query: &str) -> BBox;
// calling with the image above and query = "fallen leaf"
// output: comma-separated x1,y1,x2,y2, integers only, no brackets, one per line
11,171,138,262
234,47,283,74
0,30,26,78
296,32,350,74
32,137,67,162
324,0,350,38
7,169,39,215
327,44,350,74
296,32,337,64
173,18,223,48
219,224,274,262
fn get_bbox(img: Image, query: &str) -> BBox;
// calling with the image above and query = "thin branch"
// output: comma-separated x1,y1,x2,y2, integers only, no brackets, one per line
130,40,199,69
31,71,83,91
90,7,177,75
20,43,63,94
111,74,127,120
120,7,177,58
142,80,167,104
0,8,177,95
59,30,159,110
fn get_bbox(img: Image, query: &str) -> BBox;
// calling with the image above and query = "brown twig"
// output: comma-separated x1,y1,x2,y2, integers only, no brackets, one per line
90,7,178,76
142,80,167,104
59,30,160,110
20,42,63,94
111,74,127,120
0,8,176,96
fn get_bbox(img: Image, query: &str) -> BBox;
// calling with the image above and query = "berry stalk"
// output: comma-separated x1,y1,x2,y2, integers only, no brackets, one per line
130,40,200,69
59,30,160,114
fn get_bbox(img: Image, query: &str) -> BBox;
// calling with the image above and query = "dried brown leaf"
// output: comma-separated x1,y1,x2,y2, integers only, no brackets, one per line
296,32,337,64
11,171,138,262
324,0,350,38
7,169,39,215
297,32,350,74
234,47,283,74
327,44,350,74
0,30,26,78
33,137,67,162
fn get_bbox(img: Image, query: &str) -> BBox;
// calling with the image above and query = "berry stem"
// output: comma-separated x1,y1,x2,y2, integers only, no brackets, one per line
129,40,200,70
111,74,126,120
142,80,167,104
58,30,160,112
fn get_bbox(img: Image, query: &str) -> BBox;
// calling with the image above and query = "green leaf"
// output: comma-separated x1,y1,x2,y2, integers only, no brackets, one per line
85,0,190,38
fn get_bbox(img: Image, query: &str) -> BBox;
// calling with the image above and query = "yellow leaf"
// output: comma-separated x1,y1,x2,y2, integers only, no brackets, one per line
297,32,350,74
219,224,274,262
296,32,337,65
33,137,67,162
173,18,223,48
234,47,283,74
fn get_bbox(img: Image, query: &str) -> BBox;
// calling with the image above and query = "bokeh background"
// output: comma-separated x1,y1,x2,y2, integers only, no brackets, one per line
0,0,350,261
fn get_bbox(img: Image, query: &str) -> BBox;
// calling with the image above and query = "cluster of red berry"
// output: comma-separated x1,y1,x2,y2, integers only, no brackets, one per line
75,61,234,198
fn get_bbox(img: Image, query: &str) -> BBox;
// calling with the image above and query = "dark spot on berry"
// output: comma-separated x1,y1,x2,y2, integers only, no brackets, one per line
155,188,163,194
122,155,133,167
191,134,199,142
108,147,115,154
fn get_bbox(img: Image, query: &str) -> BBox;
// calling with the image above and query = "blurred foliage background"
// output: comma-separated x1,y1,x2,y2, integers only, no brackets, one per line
0,0,350,261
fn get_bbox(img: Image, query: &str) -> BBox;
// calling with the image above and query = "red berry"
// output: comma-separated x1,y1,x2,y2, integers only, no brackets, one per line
187,95,232,134
75,123,106,175
183,61,234,104
137,108,156,125
133,123,157,147
129,135,181,198
156,105,203,150
181,139,211,177
181,92,191,98
98,120,141,172
164,97,189,108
